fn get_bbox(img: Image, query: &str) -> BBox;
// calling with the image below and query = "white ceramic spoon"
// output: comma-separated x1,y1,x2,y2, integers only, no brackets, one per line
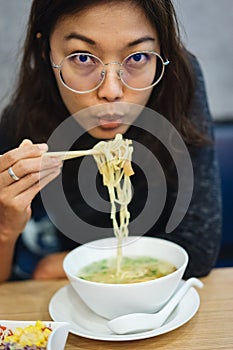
107,277,203,334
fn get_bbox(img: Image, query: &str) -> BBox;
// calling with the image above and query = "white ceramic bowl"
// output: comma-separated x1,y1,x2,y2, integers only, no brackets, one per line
63,236,189,319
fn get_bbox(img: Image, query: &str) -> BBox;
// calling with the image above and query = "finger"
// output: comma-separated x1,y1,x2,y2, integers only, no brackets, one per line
6,162,62,194
0,167,61,216
0,157,63,187
0,141,48,171
15,167,62,208
0,168,61,236
19,139,33,147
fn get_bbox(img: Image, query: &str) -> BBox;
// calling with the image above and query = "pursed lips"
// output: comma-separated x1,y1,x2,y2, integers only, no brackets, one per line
97,114,123,129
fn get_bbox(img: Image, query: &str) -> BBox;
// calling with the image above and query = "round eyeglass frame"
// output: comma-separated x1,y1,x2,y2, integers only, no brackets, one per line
51,50,170,94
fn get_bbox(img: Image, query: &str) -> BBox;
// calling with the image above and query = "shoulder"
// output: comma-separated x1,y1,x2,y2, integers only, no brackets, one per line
188,52,203,76
187,52,214,138
187,53,210,111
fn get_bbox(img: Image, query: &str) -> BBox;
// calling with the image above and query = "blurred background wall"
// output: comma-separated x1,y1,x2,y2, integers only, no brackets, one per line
174,0,233,120
0,0,31,114
0,0,233,120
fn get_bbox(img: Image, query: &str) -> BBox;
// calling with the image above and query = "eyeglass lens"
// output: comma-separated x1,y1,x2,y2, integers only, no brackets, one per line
59,52,164,93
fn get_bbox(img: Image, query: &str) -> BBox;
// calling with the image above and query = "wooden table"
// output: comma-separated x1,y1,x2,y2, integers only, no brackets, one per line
0,267,232,349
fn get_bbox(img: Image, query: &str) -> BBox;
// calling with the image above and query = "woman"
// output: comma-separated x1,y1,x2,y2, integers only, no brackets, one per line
0,0,221,281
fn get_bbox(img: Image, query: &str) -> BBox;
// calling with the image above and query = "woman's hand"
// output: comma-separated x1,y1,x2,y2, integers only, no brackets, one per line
33,252,68,280
0,139,63,244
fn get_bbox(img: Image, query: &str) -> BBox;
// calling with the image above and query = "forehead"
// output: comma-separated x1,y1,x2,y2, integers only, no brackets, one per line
50,2,158,51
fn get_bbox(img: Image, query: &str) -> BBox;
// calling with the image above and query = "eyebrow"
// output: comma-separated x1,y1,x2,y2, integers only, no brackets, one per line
127,36,156,47
64,32,155,48
64,32,96,45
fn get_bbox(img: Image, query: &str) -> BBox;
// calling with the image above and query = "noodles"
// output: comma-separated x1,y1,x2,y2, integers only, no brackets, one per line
93,134,134,275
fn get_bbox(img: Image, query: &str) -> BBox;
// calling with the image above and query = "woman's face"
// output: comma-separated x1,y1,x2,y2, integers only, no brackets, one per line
50,2,160,139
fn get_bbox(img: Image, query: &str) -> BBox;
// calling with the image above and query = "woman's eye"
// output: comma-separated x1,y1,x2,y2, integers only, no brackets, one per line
78,54,90,63
126,53,149,66
70,54,95,65
131,53,144,62
76,54,91,63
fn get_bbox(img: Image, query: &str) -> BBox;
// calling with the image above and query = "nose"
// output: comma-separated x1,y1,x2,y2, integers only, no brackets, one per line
97,64,123,102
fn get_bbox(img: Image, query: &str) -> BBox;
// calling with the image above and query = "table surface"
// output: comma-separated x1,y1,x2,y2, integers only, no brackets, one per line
0,267,232,350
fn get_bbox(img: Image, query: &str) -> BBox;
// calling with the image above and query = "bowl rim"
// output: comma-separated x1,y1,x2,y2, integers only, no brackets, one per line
63,236,189,287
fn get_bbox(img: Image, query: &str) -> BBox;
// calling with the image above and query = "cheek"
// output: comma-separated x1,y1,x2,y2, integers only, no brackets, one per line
143,89,153,103
54,75,85,115
59,87,80,114
128,89,152,107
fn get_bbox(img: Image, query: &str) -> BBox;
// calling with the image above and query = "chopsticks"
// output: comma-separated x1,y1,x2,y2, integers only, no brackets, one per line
0,149,101,161
43,149,101,160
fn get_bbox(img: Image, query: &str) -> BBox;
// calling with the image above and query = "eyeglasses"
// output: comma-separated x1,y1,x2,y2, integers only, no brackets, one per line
51,51,169,94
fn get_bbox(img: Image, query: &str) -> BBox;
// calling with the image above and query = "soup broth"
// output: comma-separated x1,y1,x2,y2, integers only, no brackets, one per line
78,256,177,284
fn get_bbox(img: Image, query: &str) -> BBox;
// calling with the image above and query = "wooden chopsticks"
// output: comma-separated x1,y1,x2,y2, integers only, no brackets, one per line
43,149,101,160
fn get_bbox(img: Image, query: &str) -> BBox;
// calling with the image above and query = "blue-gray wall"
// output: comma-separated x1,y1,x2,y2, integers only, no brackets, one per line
174,0,233,120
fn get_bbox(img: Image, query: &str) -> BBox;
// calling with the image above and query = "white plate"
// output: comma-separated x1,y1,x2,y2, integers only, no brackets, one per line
49,282,200,341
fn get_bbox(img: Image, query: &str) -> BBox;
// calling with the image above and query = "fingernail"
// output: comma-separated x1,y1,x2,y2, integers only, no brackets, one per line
38,143,48,152
20,139,33,146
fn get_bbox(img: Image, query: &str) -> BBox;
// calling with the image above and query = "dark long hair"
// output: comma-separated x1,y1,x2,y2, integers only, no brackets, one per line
1,0,207,145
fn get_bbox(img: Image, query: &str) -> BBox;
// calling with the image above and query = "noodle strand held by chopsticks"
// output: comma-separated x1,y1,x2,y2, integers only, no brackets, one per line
93,134,134,275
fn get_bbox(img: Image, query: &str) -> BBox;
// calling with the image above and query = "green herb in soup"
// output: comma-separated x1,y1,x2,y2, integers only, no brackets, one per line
77,256,177,284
